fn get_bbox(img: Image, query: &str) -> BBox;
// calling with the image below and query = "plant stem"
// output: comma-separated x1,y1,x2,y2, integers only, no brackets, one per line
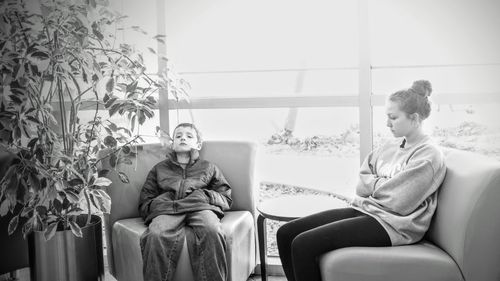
86,89,99,157
57,79,68,155
84,189,92,226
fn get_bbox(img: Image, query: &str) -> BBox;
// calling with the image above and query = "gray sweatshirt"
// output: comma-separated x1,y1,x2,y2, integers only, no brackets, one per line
351,135,446,245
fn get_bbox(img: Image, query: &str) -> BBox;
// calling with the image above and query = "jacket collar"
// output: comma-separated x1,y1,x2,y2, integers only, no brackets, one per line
165,147,200,166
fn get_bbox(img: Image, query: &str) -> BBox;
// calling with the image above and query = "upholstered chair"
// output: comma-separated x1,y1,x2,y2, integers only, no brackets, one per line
99,141,258,281
319,148,500,281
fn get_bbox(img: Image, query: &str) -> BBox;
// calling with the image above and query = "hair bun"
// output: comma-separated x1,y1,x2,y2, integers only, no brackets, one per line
411,80,432,97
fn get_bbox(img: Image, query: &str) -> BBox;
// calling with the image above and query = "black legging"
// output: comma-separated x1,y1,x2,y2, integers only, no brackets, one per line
276,208,391,281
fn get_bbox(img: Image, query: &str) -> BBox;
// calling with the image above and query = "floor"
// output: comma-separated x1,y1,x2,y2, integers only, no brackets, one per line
0,268,286,281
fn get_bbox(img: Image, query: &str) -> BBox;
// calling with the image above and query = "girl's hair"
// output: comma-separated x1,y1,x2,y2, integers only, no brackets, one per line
173,123,203,143
389,80,433,120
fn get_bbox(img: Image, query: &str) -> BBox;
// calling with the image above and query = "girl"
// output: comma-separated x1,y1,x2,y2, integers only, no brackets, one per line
277,80,446,281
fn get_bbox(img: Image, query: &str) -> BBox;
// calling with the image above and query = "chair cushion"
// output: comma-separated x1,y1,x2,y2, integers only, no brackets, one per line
319,241,464,281
111,211,255,281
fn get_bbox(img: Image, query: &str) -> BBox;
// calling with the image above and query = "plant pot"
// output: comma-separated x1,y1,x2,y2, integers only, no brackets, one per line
0,204,29,275
28,215,104,281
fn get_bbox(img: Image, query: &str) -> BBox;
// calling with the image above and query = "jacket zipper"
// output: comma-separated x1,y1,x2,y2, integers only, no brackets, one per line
175,166,187,201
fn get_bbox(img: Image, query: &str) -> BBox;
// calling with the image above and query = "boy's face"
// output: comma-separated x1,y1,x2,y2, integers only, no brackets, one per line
172,126,201,152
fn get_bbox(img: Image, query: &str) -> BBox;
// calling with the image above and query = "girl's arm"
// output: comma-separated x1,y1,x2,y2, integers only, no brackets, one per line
356,151,388,197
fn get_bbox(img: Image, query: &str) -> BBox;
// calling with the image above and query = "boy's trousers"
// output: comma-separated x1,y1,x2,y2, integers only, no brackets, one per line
140,210,228,281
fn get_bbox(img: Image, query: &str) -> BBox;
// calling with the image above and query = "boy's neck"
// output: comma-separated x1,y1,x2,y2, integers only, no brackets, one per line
175,151,191,165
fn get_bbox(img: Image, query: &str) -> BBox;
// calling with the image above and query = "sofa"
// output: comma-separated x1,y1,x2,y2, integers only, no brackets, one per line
99,141,258,281
319,148,500,281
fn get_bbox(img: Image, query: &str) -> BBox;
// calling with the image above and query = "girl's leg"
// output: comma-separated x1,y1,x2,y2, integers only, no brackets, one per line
277,208,363,281
291,214,390,281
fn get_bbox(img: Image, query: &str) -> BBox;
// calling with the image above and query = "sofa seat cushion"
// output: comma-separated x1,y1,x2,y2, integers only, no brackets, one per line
319,241,464,281
111,210,254,281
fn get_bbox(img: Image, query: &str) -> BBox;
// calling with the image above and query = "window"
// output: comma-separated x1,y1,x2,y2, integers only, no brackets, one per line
370,0,500,160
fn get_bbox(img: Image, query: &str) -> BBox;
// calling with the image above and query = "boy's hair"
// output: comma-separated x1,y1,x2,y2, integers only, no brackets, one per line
173,123,203,144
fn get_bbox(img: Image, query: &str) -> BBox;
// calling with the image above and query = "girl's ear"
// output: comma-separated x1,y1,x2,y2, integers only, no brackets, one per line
411,113,421,126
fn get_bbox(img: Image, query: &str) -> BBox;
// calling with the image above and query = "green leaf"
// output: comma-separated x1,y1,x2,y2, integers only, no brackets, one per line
94,189,111,201
126,81,138,93
91,22,104,41
8,215,19,235
68,178,84,187
27,137,39,149
103,135,117,147
26,116,41,124
105,77,115,93
9,94,22,104
117,172,129,183
93,177,112,187
121,146,131,155
53,198,63,213
98,169,109,178
69,220,82,237
65,190,79,203
44,222,59,241
0,200,10,217
21,206,33,217
109,153,117,168
117,157,132,166
91,189,111,213
138,110,146,125
108,103,120,117
106,121,117,131
28,173,41,191
35,206,48,217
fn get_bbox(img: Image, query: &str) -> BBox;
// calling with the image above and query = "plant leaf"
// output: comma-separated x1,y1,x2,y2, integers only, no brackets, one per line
98,169,109,177
0,200,10,216
109,153,117,168
93,177,112,187
44,222,58,241
69,220,82,237
8,215,19,235
117,172,129,183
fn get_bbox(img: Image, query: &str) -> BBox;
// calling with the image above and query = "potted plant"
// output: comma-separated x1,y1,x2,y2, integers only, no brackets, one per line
0,0,182,280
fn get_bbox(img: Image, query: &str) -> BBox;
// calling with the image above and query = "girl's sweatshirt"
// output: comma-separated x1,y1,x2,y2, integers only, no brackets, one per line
351,135,446,245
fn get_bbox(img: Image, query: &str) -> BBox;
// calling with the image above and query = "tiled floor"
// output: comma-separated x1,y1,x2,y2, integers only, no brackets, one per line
0,268,286,281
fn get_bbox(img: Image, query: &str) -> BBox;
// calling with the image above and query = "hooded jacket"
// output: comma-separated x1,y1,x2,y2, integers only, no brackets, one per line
138,148,232,224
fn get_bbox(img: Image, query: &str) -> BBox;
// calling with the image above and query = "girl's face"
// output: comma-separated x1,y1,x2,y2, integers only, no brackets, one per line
385,100,415,138
172,126,201,152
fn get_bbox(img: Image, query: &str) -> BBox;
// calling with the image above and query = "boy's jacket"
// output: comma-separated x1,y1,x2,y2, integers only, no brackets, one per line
138,148,232,224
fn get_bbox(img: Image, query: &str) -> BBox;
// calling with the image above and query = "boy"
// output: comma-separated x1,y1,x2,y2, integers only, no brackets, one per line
139,123,232,281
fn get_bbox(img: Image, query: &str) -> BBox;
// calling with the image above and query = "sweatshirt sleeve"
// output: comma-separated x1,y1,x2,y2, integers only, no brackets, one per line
204,164,232,211
138,167,160,219
369,150,443,216
356,151,389,197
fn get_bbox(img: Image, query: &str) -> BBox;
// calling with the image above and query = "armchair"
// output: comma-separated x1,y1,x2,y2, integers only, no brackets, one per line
99,141,258,281
319,148,500,281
